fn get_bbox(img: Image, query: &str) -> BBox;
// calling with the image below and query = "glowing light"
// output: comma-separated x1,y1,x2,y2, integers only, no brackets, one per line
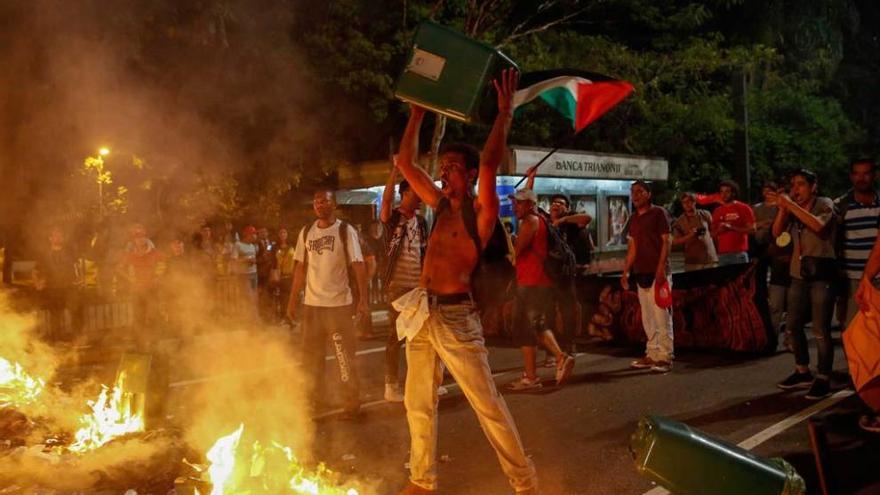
68,372,145,453
0,357,45,408
206,423,244,495
198,424,359,494
98,147,110,156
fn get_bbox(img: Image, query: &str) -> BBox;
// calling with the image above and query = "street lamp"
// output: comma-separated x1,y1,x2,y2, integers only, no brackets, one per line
96,147,110,216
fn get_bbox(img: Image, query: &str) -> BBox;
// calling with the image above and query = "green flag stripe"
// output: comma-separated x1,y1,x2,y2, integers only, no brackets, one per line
538,87,578,128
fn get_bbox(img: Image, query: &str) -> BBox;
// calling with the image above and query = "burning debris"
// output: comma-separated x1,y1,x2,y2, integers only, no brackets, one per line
68,372,145,454
0,358,45,409
181,424,359,495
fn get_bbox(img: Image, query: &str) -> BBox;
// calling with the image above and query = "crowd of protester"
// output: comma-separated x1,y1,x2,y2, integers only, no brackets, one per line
624,159,880,434
4,68,880,493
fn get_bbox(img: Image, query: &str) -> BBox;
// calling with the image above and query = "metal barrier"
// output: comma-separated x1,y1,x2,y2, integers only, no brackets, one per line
23,274,261,341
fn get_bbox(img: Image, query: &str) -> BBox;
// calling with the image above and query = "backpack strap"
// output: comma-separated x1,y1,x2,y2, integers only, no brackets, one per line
430,197,450,233
460,196,482,255
416,214,429,260
300,221,314,265
338,220,352,263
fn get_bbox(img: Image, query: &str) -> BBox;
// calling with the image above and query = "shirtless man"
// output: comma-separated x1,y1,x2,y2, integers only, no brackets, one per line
393,69,538,494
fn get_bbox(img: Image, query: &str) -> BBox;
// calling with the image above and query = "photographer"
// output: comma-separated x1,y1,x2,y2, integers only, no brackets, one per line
672,192,718,271
770,169,837,400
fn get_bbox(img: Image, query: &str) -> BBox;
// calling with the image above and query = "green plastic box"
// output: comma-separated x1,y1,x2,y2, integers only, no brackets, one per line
395,21,518,125
631,415,805,495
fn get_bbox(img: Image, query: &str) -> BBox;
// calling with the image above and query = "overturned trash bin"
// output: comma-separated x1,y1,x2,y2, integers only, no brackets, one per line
630,415,805,495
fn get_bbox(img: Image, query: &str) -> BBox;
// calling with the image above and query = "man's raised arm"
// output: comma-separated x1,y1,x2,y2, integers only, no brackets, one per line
379,160,398,224
476,69,519,244
396,106,442,209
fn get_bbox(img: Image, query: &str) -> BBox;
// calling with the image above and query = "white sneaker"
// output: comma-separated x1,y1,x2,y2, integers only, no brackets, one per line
384,383,404,402
555,355,576,386
504,374,542,391
437,385,449,396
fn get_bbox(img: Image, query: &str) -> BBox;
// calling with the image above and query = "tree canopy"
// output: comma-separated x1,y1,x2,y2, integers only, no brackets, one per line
0,0,876,235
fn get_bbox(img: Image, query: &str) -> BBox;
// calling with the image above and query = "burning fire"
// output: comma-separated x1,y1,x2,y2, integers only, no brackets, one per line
0,357,45,408
68,371,145,453
195,424,359,495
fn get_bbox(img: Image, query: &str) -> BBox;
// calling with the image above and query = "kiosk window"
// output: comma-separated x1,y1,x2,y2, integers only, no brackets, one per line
605,196,630,248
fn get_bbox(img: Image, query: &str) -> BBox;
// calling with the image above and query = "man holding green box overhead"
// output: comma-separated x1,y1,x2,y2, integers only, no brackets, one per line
391,69,538,495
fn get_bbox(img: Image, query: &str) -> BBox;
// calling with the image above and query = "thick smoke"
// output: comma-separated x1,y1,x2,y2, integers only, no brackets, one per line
0,0,320,246
0,1,372,491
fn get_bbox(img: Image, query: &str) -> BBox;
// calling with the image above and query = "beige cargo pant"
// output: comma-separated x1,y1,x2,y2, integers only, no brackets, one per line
404,298,537,492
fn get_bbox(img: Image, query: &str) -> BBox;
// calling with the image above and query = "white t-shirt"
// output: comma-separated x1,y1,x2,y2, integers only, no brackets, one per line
294,219,363,307
231,241,257,275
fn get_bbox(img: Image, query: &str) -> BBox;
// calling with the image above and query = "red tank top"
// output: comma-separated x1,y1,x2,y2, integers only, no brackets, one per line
516,215,553,287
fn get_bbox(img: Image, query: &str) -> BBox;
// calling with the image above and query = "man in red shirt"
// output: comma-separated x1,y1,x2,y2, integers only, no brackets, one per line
711,180,756,266
504,188,575,391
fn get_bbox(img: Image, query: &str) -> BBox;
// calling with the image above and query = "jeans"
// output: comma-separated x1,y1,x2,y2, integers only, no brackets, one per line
769,283,787,333
840,278,862,328
404,299,537,492
301,304,360,411
717,252,749,266
786,278,834,377
636,275,674,362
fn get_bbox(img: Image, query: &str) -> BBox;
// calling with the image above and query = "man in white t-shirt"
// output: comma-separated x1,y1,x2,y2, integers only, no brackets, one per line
288,189,368,418
231,225,259,319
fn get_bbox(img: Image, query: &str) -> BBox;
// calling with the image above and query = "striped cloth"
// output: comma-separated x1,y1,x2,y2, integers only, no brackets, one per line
842,196,880,279
389,216,423,289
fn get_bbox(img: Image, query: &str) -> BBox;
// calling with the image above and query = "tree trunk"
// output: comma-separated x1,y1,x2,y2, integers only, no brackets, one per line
428,114,447,179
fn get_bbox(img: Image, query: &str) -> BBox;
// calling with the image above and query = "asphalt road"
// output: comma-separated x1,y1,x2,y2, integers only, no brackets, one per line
152,321,878,495
40,306,869,495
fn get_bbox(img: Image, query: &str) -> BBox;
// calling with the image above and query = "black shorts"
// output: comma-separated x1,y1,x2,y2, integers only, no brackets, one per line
512,286,555,346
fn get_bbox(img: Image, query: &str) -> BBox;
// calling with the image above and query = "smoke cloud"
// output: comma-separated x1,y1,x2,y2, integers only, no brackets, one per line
0,0,321,246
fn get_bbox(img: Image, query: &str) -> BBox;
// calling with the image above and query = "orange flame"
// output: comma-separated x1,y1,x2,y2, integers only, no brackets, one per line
0,357,45,408
196,424,359,495
68,372,145,453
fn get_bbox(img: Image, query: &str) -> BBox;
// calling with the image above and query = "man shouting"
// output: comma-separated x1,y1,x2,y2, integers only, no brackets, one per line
393,69,538,495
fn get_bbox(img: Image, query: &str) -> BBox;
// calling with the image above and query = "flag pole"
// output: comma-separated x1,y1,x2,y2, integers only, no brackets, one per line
513,130,578,188
513,145,561,188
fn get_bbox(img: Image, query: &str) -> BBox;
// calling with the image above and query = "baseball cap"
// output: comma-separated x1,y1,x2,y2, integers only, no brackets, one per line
243,225,257,236
507,189,538,203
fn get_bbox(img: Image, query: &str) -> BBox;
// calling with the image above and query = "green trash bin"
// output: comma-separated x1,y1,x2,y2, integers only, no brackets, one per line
394,21,518,125
630,415,805,495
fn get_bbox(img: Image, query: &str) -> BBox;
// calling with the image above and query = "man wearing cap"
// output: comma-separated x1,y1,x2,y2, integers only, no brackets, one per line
621,180,674,373
505,188,575,391
232,225,259,319
525,167,592,356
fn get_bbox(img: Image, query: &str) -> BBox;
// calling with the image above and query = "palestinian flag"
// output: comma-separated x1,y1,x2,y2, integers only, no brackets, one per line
512,70,634,133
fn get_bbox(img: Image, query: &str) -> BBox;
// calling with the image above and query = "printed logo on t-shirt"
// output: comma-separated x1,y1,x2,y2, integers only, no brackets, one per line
722,212,741,223
308,235,336,255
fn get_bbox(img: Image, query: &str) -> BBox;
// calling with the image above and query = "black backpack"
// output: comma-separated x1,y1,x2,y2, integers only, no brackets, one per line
432,196,515,306
537,210,578,285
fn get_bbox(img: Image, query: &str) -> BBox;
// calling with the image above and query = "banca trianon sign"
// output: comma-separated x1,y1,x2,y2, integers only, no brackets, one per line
510,146,668,181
